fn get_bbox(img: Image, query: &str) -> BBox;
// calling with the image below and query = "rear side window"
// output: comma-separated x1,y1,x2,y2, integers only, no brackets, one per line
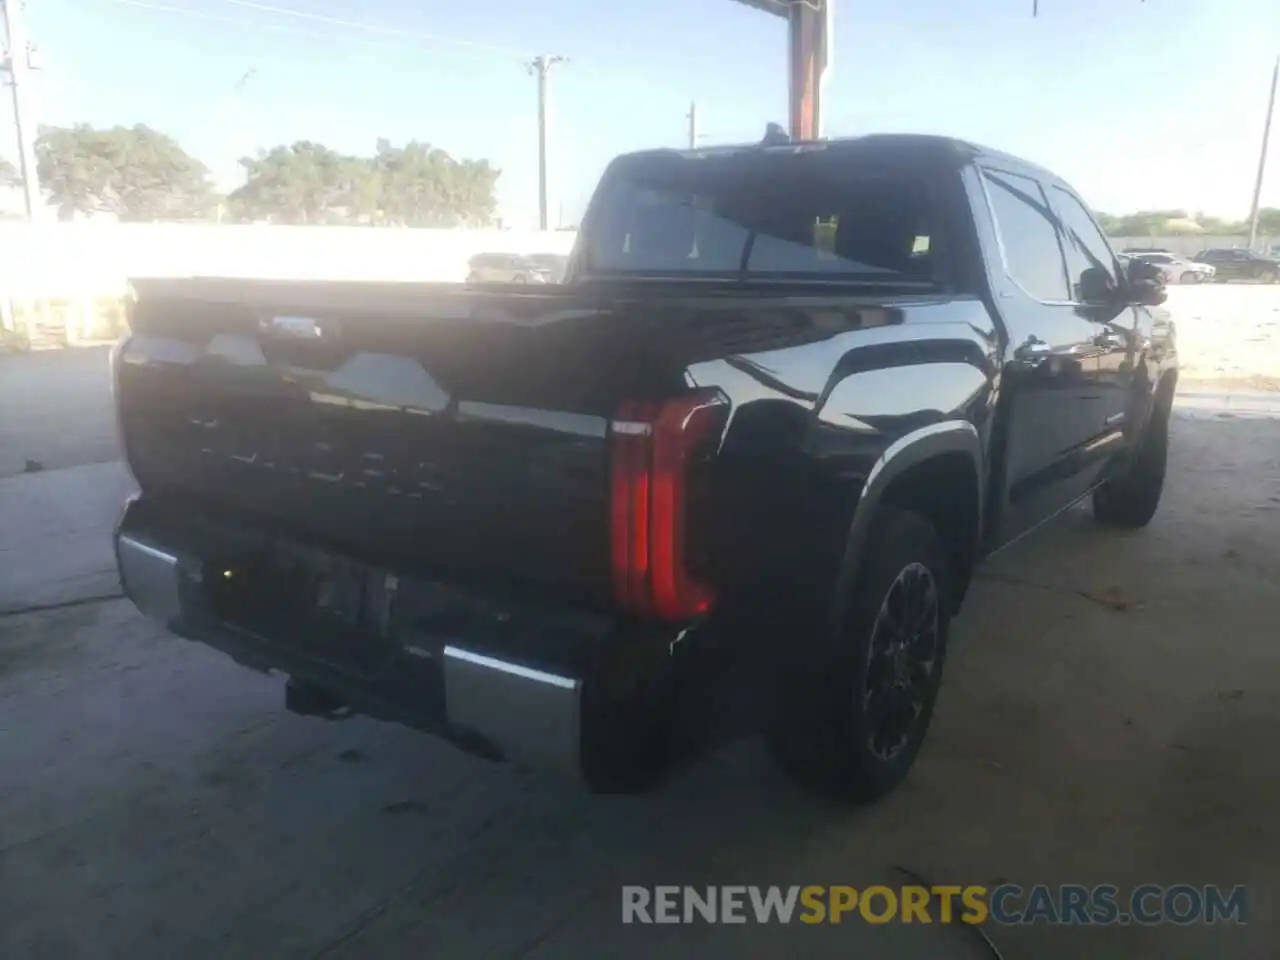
981,170,1070,301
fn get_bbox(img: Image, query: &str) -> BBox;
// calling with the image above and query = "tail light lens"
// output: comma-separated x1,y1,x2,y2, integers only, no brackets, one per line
610,390,727,621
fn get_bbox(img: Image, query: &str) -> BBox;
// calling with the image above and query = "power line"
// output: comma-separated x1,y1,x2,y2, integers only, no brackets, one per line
104,0,716,125
205,0,704,102
208,0,533,60
108,0,528,64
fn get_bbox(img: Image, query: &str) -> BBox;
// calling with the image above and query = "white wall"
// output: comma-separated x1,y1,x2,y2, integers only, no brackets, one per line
0,223,580,297
4,222,1270,302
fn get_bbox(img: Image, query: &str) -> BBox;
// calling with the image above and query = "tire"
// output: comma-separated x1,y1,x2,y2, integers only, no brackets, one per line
1092,385,1172,528
1179,271,1199,285
1261,267,1280,284
770,507,951,804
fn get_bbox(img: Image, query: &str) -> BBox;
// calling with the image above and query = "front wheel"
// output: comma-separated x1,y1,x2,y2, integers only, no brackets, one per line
1179,271,1199,284
770,507,951,804
1093,386,1172,528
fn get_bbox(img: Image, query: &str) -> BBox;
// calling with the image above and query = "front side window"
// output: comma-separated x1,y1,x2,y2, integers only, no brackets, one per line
981,169,1070,301
1051,187,1118,301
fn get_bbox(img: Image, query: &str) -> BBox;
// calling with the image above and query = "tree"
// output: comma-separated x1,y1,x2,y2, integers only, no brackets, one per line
0,157,18,187
1193,213,1247,235
372,139,499,227
35,124,215,221
1256,208,1280,236
227,138,499,227
227,141,376,225
1113,210,1191,237
1092,209,1264,239
1093,211,1121,236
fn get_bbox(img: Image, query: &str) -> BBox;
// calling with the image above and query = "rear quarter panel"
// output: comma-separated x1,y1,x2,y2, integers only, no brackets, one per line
678,295,1000,632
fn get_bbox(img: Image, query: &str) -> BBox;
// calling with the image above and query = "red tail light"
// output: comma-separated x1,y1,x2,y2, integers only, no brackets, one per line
610,391,726,621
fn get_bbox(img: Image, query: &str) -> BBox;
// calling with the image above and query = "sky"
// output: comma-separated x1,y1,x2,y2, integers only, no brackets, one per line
6,0,1280,227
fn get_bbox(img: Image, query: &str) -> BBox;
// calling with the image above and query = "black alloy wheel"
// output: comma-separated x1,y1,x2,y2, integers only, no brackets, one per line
861,561,942,762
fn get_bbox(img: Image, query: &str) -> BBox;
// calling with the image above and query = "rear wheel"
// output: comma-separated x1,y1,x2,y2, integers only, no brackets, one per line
770,507,951,804
1093,386,1172,528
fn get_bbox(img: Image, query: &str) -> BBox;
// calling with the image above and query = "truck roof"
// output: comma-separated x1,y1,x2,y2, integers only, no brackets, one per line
617,133,1061,187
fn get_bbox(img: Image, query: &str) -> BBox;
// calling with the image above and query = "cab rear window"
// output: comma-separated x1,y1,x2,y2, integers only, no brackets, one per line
584,152,942,283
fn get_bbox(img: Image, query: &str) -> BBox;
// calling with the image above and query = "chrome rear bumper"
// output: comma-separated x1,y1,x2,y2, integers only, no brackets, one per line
115,528,586,778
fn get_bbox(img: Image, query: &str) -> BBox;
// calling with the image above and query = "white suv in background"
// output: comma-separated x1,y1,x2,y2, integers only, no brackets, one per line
1128,251,1216,284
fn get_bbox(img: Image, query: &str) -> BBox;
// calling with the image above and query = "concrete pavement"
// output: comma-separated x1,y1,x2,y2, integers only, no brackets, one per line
0,346,118,479
0,461,134,613
3,327,1280,957
0,408,1276,958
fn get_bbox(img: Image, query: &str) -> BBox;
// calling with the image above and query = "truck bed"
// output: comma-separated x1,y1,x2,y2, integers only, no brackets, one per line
116,277,831,606
119,281,631,601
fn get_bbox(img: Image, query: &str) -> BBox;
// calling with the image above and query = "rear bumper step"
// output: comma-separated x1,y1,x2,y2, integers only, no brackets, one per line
114,523,590,779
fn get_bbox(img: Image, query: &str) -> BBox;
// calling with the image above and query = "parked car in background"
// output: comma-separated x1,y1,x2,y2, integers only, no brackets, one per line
1191,248,1280,283
524,252,570,283
1128,251,1215,284
465,252,552,284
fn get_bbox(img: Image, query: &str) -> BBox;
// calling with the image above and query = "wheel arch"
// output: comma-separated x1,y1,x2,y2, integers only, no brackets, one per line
829,421,984,630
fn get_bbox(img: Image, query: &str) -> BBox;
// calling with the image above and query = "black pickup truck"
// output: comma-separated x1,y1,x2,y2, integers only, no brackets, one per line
112,134,1176,803
1191,247,1280,283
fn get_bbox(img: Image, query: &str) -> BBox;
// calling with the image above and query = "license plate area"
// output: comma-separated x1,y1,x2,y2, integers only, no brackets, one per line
205,541,395,676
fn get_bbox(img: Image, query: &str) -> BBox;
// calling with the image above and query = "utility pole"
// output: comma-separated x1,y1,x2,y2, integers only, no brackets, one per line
527,54,565,231
1247,55,1279,251
686,101,698,149
2,0,41,219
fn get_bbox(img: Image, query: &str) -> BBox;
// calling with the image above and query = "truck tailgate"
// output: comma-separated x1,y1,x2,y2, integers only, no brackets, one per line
116,279,672,601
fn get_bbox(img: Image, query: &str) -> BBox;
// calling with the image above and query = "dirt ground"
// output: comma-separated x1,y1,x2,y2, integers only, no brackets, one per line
2,291,1280,958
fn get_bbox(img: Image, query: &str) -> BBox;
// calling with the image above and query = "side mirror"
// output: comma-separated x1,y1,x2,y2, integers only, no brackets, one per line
1078,265,1117,304
1123,257,1168,307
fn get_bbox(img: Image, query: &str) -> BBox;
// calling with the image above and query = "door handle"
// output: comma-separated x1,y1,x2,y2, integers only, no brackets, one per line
1094,329,1128,349
1014,339,1053,368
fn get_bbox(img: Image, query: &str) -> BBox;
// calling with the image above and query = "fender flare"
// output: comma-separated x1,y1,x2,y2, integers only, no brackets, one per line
827,420,984,632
